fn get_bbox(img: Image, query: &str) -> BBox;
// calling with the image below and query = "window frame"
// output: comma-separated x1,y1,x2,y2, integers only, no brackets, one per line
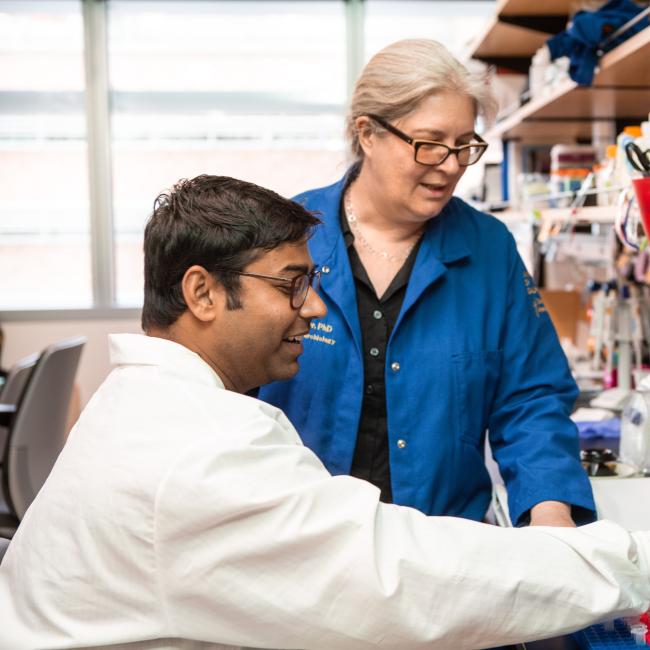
0,0,490,321
0,0,362,321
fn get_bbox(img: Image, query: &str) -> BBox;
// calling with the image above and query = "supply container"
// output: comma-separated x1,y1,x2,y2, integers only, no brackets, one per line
597,144,618,206
616,125,642,188
620,389,650,473
642,112,650,139
519,172,551,208
635,128,650,162
633,177,650,239
550,143,597,172
550,168,590,207
529,46,550,99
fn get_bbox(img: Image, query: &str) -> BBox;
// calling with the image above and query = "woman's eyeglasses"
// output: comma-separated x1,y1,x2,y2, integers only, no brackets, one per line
213,268,321,309
367,114,488,167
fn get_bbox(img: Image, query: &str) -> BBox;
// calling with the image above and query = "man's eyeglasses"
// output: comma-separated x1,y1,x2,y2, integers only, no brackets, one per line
213,268,321,309
367,114,488,167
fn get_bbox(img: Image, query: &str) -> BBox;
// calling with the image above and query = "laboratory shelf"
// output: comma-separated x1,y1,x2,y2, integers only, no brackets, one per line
495,0,575,15
486,26,650,141
494,205,616,227
464,0,574,71
537,205,617,225
467,17,551,64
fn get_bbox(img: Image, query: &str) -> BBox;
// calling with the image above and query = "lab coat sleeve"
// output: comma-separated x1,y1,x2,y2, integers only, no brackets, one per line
152,410,650,650
487,233,595,526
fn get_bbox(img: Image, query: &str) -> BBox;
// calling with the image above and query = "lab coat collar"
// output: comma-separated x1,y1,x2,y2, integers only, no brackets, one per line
417,197,472,265
391,207,470,333
299,172,472,353
305,170,471,268
109,333,226,390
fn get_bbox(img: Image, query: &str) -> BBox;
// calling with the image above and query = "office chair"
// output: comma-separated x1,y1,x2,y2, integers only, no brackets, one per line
0,352,40,460
0,537,8,564
0,337,86,538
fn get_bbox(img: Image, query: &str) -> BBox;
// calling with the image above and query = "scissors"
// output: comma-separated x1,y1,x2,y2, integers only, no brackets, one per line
625,141,650,176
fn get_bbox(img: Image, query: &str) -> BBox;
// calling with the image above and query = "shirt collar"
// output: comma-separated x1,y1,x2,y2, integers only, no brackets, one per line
339,193,354,249
109,333,225,390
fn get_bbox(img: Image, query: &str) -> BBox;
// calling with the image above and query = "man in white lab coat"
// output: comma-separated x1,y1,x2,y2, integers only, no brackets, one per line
1,174,649,650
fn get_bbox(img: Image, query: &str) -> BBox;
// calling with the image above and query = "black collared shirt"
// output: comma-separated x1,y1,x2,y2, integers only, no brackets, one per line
340,203,421,503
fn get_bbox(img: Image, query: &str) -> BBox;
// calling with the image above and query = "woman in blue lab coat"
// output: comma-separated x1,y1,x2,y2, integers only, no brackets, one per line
259,39,595,527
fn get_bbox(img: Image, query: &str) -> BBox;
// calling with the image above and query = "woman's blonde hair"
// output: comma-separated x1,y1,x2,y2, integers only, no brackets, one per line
346,39,498,162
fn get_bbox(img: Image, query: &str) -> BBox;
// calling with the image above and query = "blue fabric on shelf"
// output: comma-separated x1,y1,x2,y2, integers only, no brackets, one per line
576,418,621,439
546,0,649,86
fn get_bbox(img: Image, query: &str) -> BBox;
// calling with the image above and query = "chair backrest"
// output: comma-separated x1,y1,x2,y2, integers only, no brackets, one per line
0,537,9,564
0,352,40,407
0,352,40,460
2,336,86,519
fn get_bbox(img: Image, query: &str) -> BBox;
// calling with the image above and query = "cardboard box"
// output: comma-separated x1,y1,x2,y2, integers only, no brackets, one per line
539,289,585,344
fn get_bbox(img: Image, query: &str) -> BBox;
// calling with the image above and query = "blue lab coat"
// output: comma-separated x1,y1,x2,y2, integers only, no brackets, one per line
259,174,596,525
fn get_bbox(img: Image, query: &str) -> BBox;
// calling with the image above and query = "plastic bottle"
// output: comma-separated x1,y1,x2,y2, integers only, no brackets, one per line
629,623,647,645
588,280,604,370
615,125,642,188
549,168,572,207
641,111,650,139
597,144,618,206
636,113,650,160
550,145,597,206
603,282,618,388
592,120,617,161
617,285,633,392
529,46,550,99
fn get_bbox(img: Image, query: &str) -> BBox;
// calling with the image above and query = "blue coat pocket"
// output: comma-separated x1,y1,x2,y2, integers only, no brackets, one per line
452,351,502,446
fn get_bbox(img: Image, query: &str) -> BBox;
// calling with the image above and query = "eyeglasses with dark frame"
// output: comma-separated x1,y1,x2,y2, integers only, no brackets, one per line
213,267,321,309
367,114,488,167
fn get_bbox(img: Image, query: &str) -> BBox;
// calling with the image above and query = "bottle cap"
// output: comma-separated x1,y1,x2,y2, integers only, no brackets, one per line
623,126,642,137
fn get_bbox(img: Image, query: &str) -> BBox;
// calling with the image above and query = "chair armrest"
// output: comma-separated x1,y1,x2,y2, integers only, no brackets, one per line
0,404,16,428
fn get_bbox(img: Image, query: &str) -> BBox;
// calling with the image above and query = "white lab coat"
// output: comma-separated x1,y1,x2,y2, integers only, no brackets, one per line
1,333,649,650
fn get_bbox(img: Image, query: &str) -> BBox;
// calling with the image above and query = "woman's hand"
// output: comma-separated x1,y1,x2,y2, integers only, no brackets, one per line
529,500,576,527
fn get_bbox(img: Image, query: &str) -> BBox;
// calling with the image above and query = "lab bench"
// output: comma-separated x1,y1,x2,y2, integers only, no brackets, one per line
491,434,650,650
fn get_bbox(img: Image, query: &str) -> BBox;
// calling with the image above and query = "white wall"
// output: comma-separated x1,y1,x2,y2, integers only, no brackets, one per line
2,318,142,407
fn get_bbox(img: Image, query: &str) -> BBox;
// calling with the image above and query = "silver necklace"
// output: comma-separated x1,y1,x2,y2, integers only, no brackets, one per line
344,190,422,264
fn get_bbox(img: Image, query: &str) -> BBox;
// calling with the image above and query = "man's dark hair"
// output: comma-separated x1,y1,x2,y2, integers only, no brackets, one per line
141,175,320,331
